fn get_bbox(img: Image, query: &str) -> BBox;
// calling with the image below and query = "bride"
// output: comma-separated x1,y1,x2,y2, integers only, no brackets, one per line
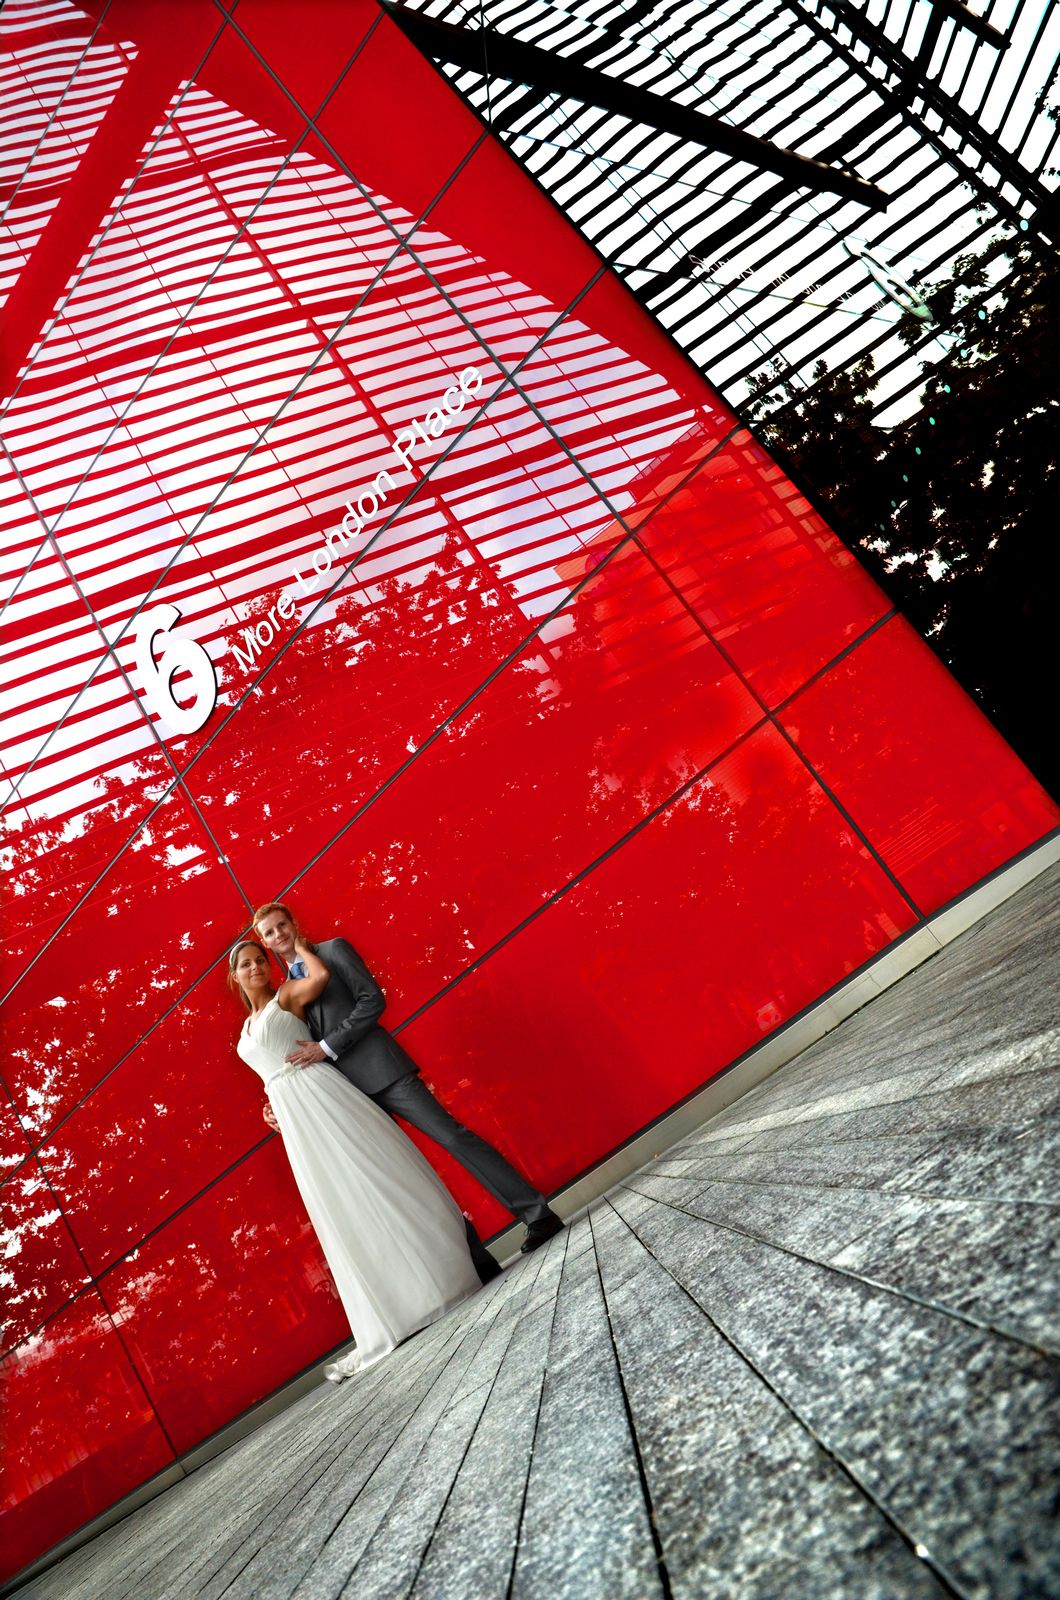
230,935,481,1382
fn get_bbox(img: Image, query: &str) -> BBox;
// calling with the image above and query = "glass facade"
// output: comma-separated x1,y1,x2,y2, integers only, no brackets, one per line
1,0,1056,1579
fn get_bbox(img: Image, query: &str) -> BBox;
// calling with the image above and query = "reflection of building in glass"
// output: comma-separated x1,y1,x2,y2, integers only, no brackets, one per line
1,0,1056,1586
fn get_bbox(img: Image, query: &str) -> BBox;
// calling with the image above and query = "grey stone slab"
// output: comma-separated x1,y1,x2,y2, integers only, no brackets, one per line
186,1291,512,1600
122,1360,420,1600
283,1371,495,1594
778,1067,1060,1145
589,1200,944,1600
652,1133,952,1193
629,1170,890,1261
410,1297,558,1600
828,1193,1060,1350
664,1127,763,1158
509,1220,664,1600
197,1294,513,1600
693,1041,1058,1148
629,1171,1060,1350
302,1385,499,1600
614,1187,1060,1600
292,1257,565,1600
166,1280,526,1600
879,1120,1060,1205
687,1067,1060,1157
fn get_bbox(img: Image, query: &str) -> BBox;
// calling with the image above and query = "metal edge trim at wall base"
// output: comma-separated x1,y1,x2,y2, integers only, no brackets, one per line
7,829,1058,1597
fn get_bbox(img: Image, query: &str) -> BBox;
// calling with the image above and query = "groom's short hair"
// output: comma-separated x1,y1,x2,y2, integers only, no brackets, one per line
253,900,298,931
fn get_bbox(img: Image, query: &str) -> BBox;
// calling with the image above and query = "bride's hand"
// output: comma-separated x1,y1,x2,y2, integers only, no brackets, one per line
262,1103,279,1131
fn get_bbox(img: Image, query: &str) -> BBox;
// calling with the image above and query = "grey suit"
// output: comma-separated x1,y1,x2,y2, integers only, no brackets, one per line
300,939,553,1274
305,938,419,1095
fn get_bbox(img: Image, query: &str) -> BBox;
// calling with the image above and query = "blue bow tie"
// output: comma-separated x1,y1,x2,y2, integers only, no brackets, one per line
288,959,307,979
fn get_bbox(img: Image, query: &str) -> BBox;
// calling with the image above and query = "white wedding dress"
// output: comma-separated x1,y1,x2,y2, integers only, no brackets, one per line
237,996,480,1374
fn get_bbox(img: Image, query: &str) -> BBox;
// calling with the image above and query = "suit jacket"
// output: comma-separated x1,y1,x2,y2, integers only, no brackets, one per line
303,937,419,1095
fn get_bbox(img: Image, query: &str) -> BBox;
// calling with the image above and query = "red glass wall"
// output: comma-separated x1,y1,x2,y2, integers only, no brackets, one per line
1,0,1056,1580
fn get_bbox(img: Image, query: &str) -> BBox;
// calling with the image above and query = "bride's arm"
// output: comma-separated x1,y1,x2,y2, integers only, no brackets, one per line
276,936,330,1017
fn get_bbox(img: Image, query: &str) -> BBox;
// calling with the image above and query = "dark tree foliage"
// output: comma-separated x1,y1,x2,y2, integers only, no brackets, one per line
745,229,1059,801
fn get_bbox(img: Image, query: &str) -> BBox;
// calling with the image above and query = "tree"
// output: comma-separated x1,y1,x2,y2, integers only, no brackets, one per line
745,228,1059,800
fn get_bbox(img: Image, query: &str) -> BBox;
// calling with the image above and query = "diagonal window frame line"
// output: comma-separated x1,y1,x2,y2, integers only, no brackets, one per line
0,249,622,1022
2,408,917,1168
1,0,896,817
0,0,118,228
0,134,498,816
1,627,919,1275
5,3,961,1135
1,437,259,922
0,7,387,644
0,408,746,1143
627,520,920,918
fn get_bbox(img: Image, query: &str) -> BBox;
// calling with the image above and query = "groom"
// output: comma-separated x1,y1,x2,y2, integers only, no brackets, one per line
253,901,563,1279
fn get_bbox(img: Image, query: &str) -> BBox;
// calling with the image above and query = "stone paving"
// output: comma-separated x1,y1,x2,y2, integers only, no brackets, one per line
16,863,1060,1599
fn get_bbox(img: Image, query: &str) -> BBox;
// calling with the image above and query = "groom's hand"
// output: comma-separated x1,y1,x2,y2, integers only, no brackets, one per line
286,1041,327,1066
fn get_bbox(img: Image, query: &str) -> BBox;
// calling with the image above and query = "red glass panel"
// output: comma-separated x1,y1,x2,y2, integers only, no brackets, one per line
779,615,1060,912
398,723,917,1196
632,429,892,705
0,1089,31,1182
1,1159,91,1352
270,542,761,1026
0,470,164,835
0,0,226,398
1,550,178,980
3,776,250,1141
517,279,738,515
0,1291,174,1584
0,5,130,333
98,1141,349,1454
178,383,630,894
38,976,272,1274
231,0,378,119
315,15,482,228
557,273,728,413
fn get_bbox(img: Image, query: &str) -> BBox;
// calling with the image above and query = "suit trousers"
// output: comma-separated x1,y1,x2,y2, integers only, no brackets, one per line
367,1073,551,1271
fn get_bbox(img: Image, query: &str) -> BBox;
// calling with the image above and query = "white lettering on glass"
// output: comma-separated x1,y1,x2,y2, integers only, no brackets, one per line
134,602,219,734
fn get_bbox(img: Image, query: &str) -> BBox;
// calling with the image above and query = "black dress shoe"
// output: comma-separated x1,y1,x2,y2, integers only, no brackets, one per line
520,1211,564,1253
477,1254,503,1285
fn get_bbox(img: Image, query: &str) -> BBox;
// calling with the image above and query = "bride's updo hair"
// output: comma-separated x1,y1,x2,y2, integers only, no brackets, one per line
228,939,269,1013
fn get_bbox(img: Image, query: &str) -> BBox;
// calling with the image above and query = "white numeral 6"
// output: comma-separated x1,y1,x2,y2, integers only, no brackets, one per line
134,603,218,736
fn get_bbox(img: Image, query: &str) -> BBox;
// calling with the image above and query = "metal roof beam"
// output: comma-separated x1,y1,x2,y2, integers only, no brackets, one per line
383,4,889,210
